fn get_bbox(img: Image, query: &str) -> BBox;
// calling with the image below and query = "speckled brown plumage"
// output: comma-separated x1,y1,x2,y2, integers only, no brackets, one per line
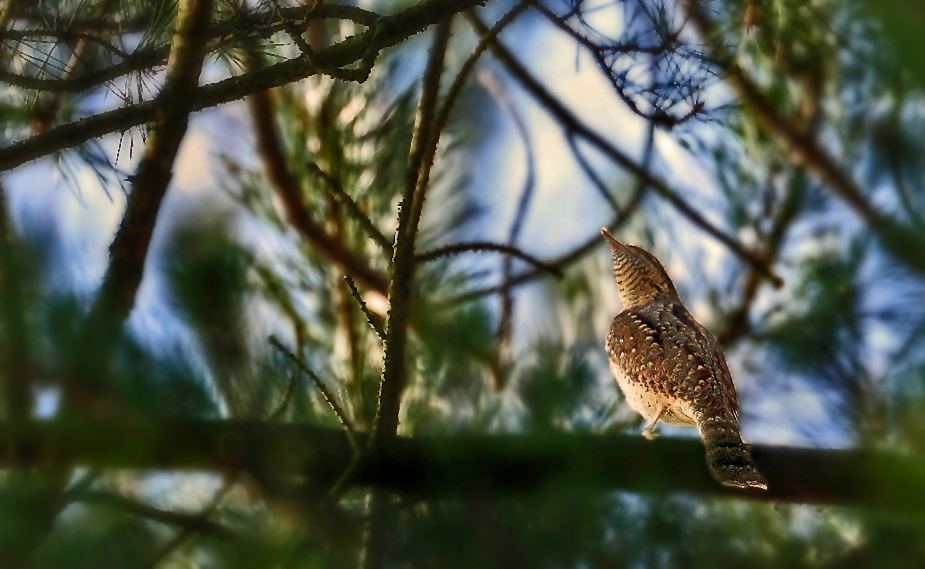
602,229,767,490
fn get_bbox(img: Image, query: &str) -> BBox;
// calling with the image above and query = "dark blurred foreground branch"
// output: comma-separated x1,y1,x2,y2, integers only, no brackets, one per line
4,419,925,510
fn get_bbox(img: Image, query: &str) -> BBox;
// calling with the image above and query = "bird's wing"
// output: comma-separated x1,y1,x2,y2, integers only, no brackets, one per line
608,304,738,418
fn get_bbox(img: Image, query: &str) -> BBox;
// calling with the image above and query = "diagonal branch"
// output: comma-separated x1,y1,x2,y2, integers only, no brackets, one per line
306,162,393,258
465,10,783,289
248,88,388,294
87,0,213,326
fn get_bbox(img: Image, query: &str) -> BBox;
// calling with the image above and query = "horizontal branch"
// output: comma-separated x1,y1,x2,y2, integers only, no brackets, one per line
416,241,562,277
0,0,488,172
0,4,380,94
5,419,924,510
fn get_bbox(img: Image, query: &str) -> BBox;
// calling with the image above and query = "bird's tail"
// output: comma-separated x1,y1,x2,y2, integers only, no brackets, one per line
699,417,767,490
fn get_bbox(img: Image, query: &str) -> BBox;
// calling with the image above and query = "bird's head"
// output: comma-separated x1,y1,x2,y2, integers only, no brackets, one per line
602,228,680,308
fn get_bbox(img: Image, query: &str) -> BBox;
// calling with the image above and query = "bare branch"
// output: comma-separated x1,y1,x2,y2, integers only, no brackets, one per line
465,11,783,289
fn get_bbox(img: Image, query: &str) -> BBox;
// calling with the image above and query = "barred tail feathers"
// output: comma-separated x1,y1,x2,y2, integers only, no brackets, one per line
699,418,767,490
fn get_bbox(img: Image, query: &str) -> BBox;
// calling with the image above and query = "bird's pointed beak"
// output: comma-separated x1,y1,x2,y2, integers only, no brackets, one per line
601,228,623,250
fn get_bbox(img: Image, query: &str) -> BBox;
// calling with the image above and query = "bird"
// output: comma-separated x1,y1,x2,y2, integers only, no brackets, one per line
602,228,767,490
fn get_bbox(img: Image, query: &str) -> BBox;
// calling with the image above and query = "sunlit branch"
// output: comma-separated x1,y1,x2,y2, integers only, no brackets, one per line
374,18,453,447
368,22,452,568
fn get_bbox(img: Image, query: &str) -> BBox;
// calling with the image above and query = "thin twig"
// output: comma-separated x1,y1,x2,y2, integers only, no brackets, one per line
416,242,561,276
306,162,393,257
0,4,380,94
432,0,533,141
344,276,385,342
268,335,358,453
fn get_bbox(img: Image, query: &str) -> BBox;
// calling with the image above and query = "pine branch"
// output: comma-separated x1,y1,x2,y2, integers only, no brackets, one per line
366,21,452,568
0,0,489,172
345,276,386,342
86,0,213,325
268,336,358,454
374,17,453,446
249,88,389,294
0,5,379,94
416,241,561,277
